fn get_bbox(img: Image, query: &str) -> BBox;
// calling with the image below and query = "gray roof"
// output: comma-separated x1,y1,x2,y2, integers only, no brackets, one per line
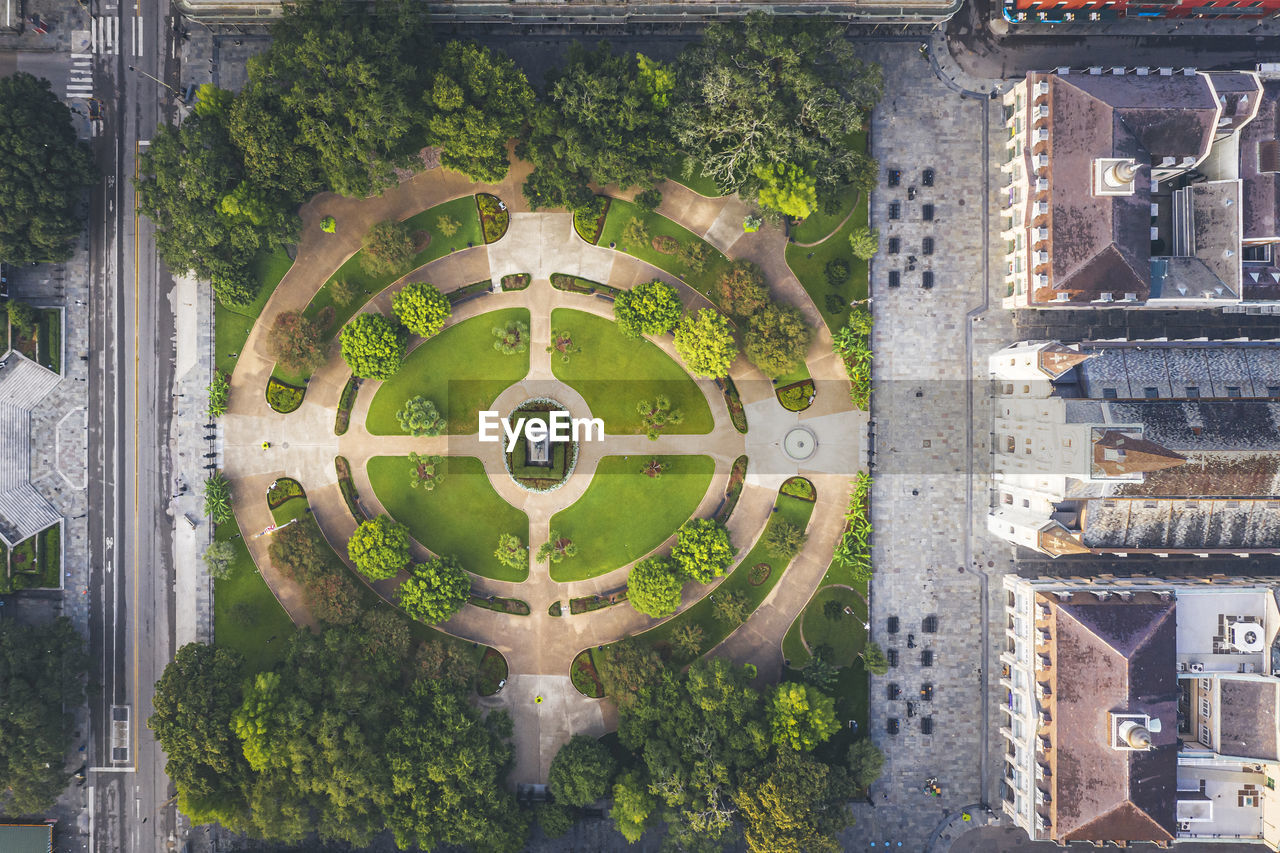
1181,182,1241,297
1075,342,1280,400
1218,679,1279,761
1104,402,1280,452
1082,498,1280,550
1240,80,1280,242
0,355,61,546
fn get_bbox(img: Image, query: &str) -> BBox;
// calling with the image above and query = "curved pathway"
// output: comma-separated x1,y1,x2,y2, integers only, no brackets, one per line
221,169,868,785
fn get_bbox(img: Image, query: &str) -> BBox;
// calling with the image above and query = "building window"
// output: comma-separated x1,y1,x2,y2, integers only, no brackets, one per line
1144,387,1159,399
1199,723,1212,746
1062,438,1072,447
1200,697,1212,717
1186,386,1200,398
888,237,901,254
1022,499,1030,508
889,201,901,220
922,204,935,222
1102,388,1118,399
1003,493,1014,504
1005,436,1016,453
1227,386,1242,397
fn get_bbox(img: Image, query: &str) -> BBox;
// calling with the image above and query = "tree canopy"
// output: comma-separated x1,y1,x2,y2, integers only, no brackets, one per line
0,618,86,815
154,623,527,849
267,310,327,374
612,279,684,339
392,281,451,338
397,556,469,624
396,395,445,436
340,313,406,380
347,514,411,580
673,309,738,379
671,13,882,201
626,555,683,618
426,41,534,182
548,735,616,808
0,73,95,264
670,517,735,583
744,303,813,379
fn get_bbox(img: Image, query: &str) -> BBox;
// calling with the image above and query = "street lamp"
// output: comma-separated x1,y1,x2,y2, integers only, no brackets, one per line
126,65,181,98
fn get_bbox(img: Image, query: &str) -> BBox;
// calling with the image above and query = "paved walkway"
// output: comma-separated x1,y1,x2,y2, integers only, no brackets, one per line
221,163,867,785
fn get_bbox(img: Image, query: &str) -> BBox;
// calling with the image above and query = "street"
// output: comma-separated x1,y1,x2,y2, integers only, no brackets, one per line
84,0,180,850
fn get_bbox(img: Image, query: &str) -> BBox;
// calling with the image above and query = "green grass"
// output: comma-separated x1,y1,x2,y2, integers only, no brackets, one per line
550,455,715,582
549,309,712,435
598,199,734,301
212,520,297,674
366,455,529,582
216,247,295,375
636,493,816,662
663,154,725,198
785,190,870,334
37,309,61,374
800,586,868,666
272,196,484,385
789,135,867,244
366,307,530,435
774,360,812,388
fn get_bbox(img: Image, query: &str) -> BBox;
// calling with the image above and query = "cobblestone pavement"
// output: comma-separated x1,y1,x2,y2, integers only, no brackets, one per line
863,41,1021,851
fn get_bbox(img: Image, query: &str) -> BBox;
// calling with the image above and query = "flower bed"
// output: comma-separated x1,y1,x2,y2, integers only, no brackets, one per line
469,595,531,616
780,476,816,502
548,600,563,617
334,377,359,436
719,376,748,433
569,590,628,615
714,455,749,526
265,377,305,413
266,477,305,510
748,562,772,586
776,379,816,412
570,649,604,698
549,273,623,299
476,647,508,696
502,399,579,493
501,273,531,291
335,456,367,522
476,193,510,244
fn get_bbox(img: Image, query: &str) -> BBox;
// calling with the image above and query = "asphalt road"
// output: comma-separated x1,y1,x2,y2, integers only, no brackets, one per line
85,0,179,849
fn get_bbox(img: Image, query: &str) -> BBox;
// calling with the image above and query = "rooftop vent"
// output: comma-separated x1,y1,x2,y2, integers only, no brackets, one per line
1226,618,1266,653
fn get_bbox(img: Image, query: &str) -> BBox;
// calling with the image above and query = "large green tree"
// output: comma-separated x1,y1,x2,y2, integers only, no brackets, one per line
766,682,839,752
267,310,327,374
347,514,411,580
340,313,406,380
671,13,882,201
745,303,813,379
670,517,735,583
392,281,451,338
522,46,670,209
251,0,432,197
735,749,853,853
149,643,251,828
673,309,738,378
548,735,616,808
397,557,469,624
426,41,534,182
0,73,94,263
0,618,86,815
396,396,446,437
612,279,683,339
626,556,683,618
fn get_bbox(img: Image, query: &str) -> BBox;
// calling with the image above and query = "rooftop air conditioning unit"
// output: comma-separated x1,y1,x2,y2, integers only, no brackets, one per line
1036,155,1049,169
1054,292,1071,302
1036,227,1049,241
1035,104,1049,119
1037,603,1051,620
1037,81,1050,96
1099,292,1114,302
1189,662,1205,673
1037,202,1050,215
1226,618,1266,653
1037,251,1049,264
1124,292,1139,301
1035,129,1049,143
1179,821,1192,832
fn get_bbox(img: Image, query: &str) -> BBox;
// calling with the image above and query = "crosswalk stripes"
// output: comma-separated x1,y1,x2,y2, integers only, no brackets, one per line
67,54,93,101
91,15,118,55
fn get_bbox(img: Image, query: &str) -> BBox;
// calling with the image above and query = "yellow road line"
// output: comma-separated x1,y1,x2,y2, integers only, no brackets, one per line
132,139,140,763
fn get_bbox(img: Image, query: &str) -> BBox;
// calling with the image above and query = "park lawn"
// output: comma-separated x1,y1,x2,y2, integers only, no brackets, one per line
215,247,295,376
801,586,868,667
211,519,297,674
663,154,725,198
598,199,734,300
270,497,312,527
366,307,530,435
636,493,816,662
774,360,812,387
366,455,529,582
271,196,484,385
549,309,713,435
785,189,869,335
36,308,61,374
550,455,715,582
